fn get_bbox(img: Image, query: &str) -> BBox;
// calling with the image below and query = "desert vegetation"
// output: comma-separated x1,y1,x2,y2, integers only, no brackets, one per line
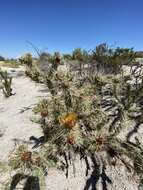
0,70,13,97
0,43,143,189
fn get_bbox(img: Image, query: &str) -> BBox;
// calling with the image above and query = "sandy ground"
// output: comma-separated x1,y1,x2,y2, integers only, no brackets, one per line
0,66,47,160
0,66,140,190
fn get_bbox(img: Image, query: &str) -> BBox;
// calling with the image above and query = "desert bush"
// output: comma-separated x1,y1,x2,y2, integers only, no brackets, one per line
19,53,33,67
0,55,5,61
63,53,72,61
92,43,136,73
39,52,51,62
72,48,89,62
71,48,91,77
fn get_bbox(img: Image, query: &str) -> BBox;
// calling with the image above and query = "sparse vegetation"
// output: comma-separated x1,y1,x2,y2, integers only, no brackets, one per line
1,44,143,189
0,60,19,68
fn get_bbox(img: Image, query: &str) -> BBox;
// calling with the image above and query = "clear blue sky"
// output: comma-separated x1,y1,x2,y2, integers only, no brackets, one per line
0,0,143,58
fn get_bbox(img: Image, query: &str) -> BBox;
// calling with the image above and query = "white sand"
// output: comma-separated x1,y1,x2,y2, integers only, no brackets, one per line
0,66,47,160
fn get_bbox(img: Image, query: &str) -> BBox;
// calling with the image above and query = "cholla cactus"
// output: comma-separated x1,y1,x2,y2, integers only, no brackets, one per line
6,47,143,188
25,65,42,82
0,70,13,97
7,144,47,190
31,62,143,180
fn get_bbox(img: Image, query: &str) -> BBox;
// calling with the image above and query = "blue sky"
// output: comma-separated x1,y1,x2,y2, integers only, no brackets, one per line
0,0,143,58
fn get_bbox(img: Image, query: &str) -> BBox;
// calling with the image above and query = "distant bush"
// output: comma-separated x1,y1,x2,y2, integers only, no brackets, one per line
135,51,143,58
72,48,89,62
0,55,5,61
19,53,32,67
92,43,136,73
63,53,72,60
39,52,51,62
